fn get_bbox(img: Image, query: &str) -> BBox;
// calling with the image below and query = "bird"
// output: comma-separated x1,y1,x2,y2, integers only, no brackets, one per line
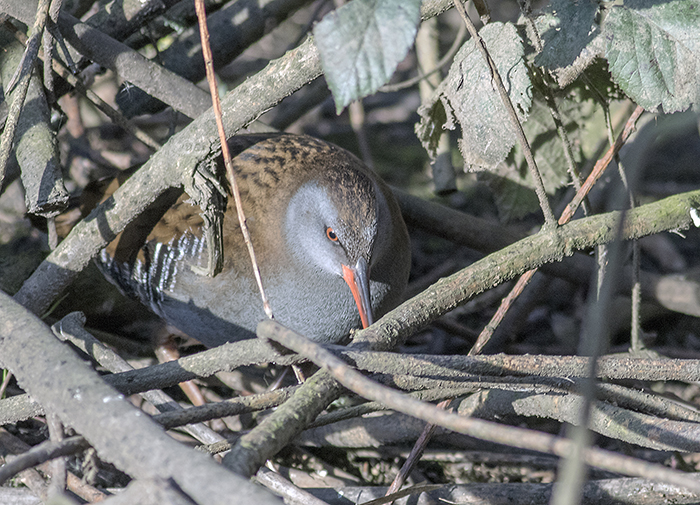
86,133,411,348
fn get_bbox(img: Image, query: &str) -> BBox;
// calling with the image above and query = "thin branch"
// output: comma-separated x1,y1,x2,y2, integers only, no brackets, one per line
380,22,466,93
560,105,645,223
13,36,323,316
604,106,642,351
256,467,332,505
0,0,50,189
46,415,67,498
315,477,700,505
452,0,556,225
6,23,160,151
258,320,700,493
0,290,282,505
53,312,223,445
194,0,273,318
0,436,87,486
442,103,647,352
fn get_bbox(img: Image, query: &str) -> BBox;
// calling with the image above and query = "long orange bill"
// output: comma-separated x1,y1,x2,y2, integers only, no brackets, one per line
341,257,373,329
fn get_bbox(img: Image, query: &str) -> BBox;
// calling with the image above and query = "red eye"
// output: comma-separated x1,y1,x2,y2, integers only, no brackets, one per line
326,227,338,242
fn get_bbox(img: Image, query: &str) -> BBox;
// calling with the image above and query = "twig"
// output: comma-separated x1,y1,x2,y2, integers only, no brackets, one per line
256,467,332,505
6,23,161,151
314,477,700,505
41,0,64,104
53,313,223,445
0,435,89,486
384,403,445,498
153,387,298,430
560,105,645,223
467,103,646,351
0,428,103,500
380,22,466,93
258,320,700,493
362,484,444,505
340,350,700,383
193,0,273,318
56,10,212,118
452,0,556,225
552,202,630,505
348,100,374,169
0,0,50,189
605,106,642,350
414,16,456,195
46,414,67,498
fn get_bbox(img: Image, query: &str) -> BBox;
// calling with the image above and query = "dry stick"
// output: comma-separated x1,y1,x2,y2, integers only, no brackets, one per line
553,107,643,505
326,478,700,505
380,22,466,93
471,269,535,354
348,100,374,170
603,107,643,351
341,351,700,383
0,435,89,487
54,312,223,445
204,385,524,456
471,104,645,353
9,350,700,427
305,385,483,431
256,467,332,505
4,0,49,92
258,320,700,493
7,24,161,151
561,105,645,222
591,98,614,299
41,0,63,104
415,16,456,195
384,402,445,498
363,484,444,505
194,0,273,319
551,205,631,505
46,414,67,498
0,0,50,189
629,195,642,350
154,387,298,431
0,428,105,502
452,0,556,226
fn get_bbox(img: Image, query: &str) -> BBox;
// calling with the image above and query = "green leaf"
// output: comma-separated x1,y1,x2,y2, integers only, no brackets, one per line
603,0,700,113
535,0,600,71
313,0,421,113
441,22,532,170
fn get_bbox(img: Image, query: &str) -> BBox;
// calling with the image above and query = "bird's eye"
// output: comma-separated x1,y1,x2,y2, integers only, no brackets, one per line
326,227,338,242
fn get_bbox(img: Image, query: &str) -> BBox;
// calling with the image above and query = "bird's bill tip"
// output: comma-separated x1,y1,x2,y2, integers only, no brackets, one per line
341,260,373,329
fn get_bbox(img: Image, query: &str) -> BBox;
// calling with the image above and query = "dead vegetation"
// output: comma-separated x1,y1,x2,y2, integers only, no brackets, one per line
2,0,700,504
